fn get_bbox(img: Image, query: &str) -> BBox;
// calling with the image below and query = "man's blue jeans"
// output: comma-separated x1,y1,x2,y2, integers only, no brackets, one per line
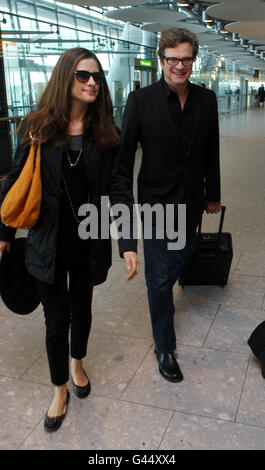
143,229,193,353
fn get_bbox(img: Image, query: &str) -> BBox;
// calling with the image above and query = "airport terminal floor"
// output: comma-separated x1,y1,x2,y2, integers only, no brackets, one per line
0,106,265,451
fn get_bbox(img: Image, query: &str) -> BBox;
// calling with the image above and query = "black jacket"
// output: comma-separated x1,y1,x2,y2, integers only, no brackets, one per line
116,79,221,237
0,129,136,285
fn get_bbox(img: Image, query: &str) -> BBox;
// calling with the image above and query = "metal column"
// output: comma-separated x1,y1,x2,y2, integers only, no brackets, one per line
0,24,12,175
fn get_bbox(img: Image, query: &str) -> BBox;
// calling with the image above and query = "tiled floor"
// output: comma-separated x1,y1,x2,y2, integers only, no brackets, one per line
1,107,265,450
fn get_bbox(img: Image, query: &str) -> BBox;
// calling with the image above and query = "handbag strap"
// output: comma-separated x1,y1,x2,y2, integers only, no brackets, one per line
29,132,39,145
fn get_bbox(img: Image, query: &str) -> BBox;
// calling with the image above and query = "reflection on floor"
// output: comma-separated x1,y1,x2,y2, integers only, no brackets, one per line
0,108,265,450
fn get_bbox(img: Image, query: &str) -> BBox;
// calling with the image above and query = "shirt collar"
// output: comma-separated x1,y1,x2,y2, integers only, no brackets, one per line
162,76,192,100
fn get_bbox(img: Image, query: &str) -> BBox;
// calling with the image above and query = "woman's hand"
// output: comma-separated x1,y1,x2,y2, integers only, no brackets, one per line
123,251,139,281
0,241,11,253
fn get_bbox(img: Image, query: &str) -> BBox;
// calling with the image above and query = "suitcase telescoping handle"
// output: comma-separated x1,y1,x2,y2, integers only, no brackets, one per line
196,205,226,252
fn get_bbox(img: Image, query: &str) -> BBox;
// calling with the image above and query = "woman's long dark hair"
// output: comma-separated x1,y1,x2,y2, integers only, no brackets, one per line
18,48,120,149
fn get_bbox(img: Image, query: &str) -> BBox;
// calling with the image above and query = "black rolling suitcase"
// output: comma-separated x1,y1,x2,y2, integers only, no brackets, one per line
178,206,233,288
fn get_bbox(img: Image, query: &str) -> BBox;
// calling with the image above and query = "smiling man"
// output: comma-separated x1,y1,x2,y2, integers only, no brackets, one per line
117,28,221,383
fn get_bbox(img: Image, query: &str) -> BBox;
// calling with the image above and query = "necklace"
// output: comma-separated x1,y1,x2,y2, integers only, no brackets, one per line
66,147,83,168
61,174,90,224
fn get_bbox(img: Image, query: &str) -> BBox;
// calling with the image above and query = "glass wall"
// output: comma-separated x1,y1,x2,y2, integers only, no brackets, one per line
0,0,156,150
1,0,264,154
1,1,155,112
190,48,259,116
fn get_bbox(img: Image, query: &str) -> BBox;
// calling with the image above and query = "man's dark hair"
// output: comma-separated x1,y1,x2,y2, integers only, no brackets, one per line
158,27,199,61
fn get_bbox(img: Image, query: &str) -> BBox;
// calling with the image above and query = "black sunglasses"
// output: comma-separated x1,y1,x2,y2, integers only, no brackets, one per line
73,70,104,84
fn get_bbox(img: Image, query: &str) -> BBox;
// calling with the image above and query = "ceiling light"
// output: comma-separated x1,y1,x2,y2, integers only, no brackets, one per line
232,33,240,42
240,39,248,48
217,21,229,34
202,10,213,23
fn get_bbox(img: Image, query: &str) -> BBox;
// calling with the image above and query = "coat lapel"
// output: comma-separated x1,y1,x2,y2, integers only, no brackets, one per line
185,82,199,160
42,141,63,198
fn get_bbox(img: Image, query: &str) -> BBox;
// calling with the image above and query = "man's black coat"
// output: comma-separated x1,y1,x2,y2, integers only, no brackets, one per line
116,78,221,237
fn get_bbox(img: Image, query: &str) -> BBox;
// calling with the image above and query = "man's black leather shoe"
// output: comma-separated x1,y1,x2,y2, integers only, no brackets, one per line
156,352,183,383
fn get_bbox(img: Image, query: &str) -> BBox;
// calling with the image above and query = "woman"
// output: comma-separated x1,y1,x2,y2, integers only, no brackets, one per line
0,48,138,432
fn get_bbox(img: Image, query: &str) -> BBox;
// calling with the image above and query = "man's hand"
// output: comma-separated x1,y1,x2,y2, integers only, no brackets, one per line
205,201,222,214
123,251,139,281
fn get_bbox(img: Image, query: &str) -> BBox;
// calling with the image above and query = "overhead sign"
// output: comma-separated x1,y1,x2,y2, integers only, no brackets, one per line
134,58,156,70
139,59,153,68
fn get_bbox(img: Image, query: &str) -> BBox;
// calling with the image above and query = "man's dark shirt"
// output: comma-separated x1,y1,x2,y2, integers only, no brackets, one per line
161,77,194,204
162,77,194,162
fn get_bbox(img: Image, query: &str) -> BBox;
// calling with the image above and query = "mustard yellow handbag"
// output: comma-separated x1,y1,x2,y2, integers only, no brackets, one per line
0,139,42,229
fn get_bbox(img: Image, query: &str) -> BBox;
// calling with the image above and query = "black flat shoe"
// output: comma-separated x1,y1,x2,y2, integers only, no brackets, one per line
72,369,91,399
44,390,70,433
156,351,183,383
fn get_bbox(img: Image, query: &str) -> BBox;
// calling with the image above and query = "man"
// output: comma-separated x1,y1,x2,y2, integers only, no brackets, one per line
117,28,221,382
258,84,265,109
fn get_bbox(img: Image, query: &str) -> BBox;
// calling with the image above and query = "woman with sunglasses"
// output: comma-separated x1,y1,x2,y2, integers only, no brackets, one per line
0,48,138,432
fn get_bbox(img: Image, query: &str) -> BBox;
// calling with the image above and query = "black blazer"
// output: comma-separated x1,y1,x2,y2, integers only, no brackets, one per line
0,129,135,285
116,79,220,235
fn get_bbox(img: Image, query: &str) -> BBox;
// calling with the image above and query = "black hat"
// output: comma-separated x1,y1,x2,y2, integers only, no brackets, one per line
247,321,265,379
0,238,40,315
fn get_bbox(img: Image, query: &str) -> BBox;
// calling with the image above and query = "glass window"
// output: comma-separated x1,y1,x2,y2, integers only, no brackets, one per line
36,6,57,23
16,1,35,17
57,12,75,27
76,19,92,32
0,0,10,12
